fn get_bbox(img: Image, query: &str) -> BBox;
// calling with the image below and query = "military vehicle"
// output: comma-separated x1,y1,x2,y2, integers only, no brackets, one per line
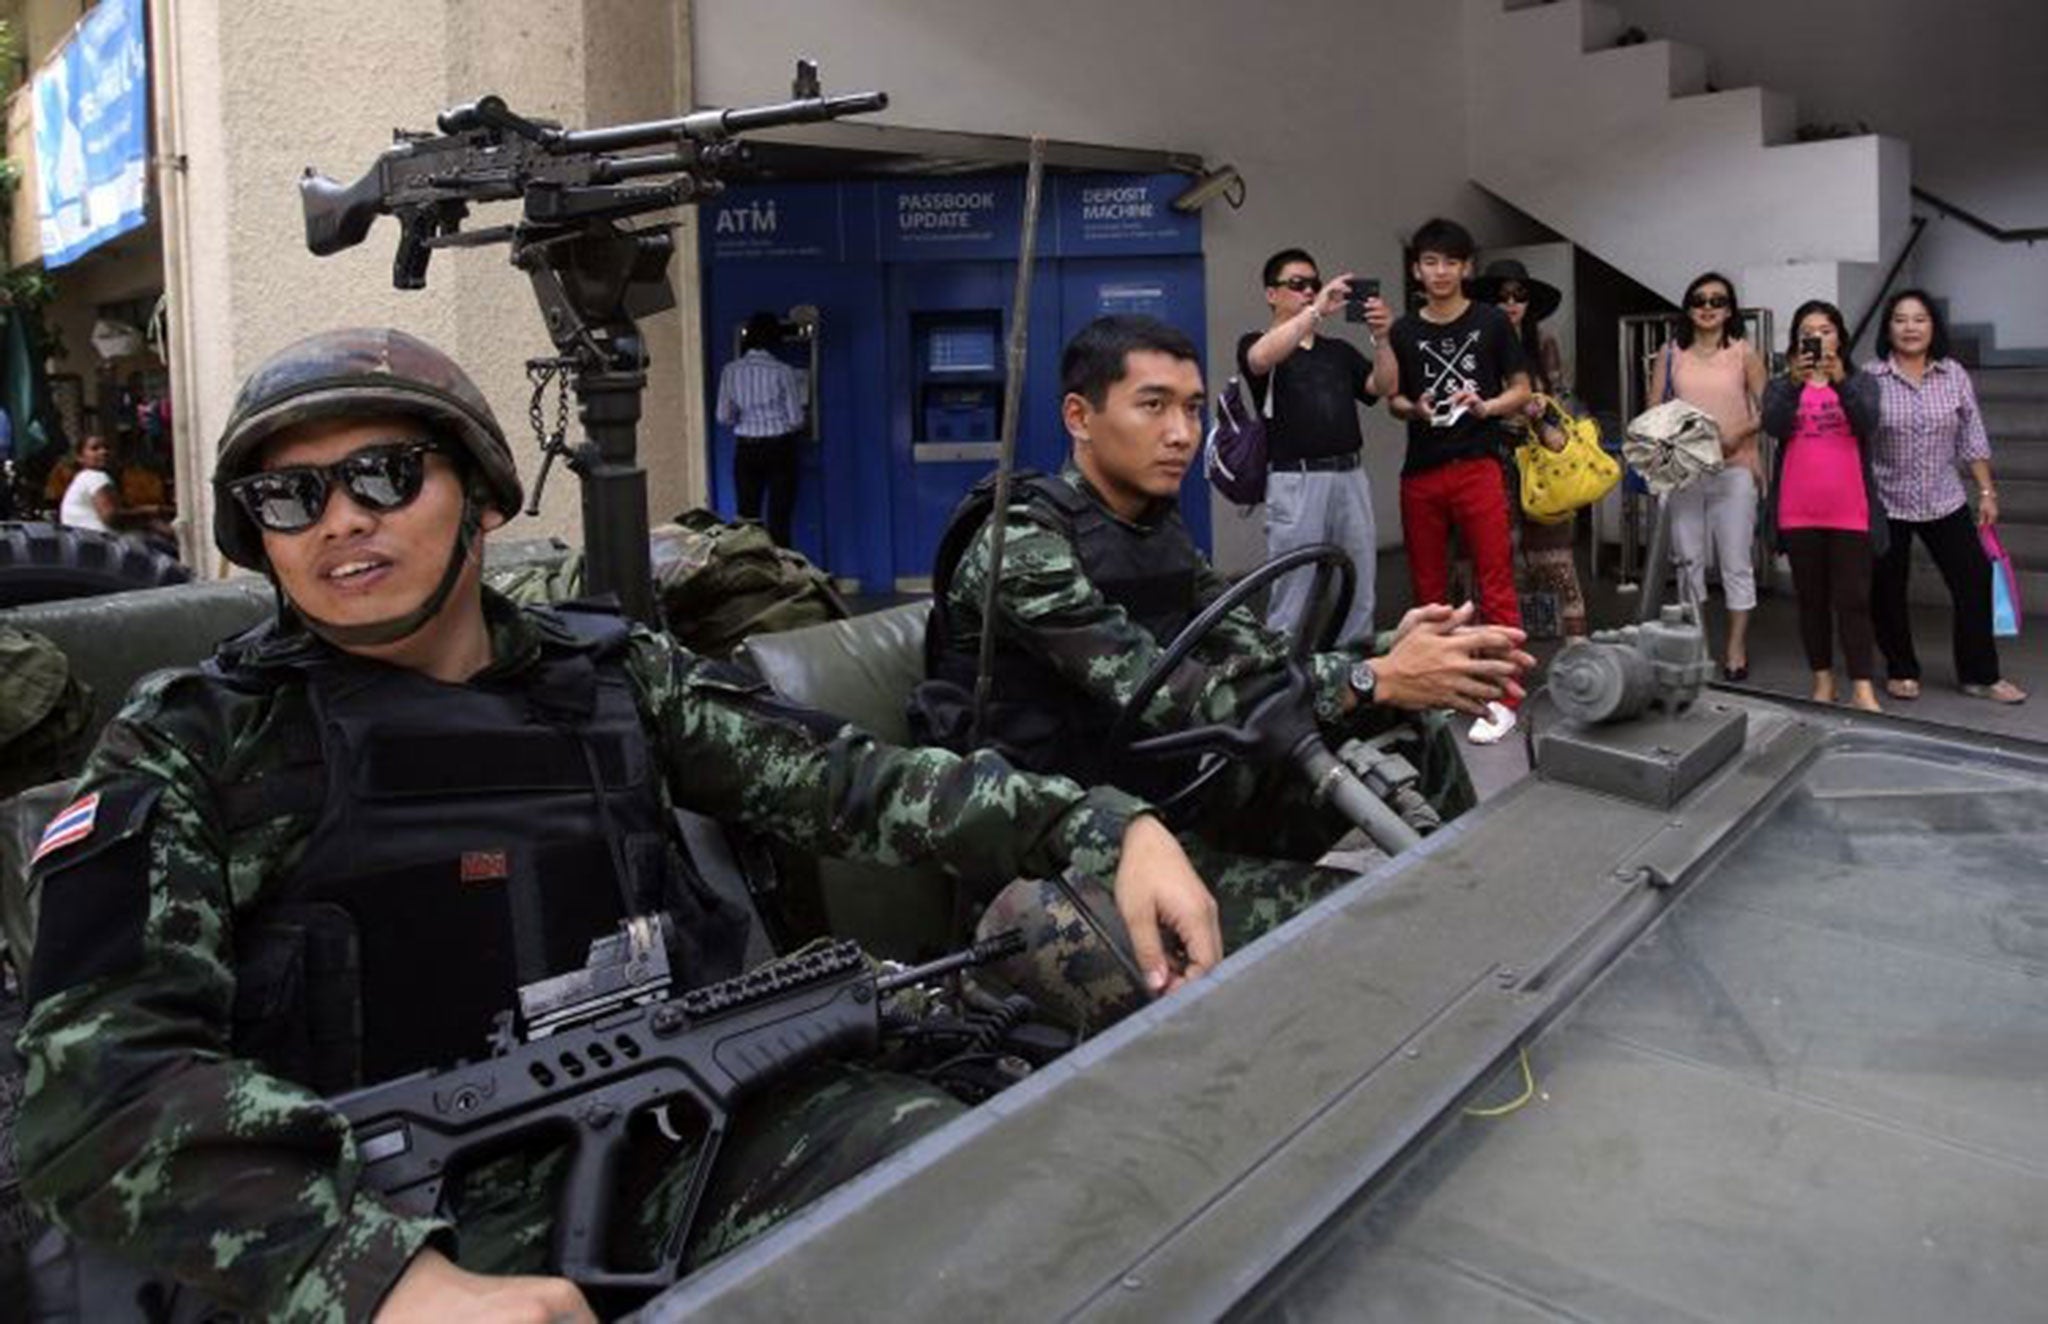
647,570,2048,1323
6,538,2041,1322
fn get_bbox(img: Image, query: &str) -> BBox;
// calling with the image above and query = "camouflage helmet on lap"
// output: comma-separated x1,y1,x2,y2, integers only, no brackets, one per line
212,327,522,570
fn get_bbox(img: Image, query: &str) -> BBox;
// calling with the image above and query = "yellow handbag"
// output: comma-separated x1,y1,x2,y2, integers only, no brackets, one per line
1515,394,1620,524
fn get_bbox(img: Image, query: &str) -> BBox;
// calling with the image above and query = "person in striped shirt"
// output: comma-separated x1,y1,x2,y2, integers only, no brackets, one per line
716,311,808,545
1864,289,2026,704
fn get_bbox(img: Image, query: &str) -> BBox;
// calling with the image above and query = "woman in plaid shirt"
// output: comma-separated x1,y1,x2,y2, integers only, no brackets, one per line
1864,290,2027,704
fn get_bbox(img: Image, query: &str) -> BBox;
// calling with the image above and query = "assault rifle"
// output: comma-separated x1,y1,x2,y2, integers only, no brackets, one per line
330,916,1024,1294
299,60,887,624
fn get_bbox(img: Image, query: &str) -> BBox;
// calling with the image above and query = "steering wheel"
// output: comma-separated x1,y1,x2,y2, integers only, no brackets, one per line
1102,544,1355,822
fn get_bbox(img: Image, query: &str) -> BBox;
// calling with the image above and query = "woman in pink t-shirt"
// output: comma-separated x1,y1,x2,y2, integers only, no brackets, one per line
1761,301,1888,711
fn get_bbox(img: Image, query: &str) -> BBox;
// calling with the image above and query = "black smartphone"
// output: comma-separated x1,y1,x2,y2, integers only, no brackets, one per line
1343,277,1382,323
1799,333,1823,360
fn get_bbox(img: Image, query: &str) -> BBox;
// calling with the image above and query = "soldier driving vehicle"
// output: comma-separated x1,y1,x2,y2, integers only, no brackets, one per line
912,315,1536,1021
11,327,1224,1321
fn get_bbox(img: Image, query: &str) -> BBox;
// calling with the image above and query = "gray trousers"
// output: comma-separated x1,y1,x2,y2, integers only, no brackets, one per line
1265,466,1376,646
1667,465,1759,612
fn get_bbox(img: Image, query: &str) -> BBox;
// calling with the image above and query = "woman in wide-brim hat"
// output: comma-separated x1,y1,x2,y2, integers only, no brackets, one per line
1479,259,1588,638
1473,260,1564,385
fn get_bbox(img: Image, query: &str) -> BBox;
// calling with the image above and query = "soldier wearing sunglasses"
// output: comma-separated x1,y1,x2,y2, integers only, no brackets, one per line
15,327,1224,1321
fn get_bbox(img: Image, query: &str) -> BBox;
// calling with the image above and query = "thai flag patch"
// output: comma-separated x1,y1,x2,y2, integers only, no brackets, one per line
31,793,101,867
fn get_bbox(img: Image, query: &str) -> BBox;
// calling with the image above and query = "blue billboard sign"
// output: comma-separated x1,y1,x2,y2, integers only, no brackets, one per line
703,182,850,263
1053,175,1200,256
875,179,1025,261
33,0,150,267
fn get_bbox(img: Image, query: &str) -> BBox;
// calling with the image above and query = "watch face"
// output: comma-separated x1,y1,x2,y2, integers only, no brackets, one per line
1351,661,1375,698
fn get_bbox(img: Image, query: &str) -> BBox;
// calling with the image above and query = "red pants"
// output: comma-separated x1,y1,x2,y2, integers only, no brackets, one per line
1401,458,1523,693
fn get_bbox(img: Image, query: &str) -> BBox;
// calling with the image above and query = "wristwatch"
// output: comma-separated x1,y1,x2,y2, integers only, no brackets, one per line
1349,658,1378,705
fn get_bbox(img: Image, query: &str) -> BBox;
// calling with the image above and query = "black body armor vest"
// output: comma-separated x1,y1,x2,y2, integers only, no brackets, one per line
217,604,745,1093
910,471,1206,795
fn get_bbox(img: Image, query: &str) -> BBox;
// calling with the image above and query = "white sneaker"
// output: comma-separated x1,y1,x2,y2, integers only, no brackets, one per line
1468,701,1518,745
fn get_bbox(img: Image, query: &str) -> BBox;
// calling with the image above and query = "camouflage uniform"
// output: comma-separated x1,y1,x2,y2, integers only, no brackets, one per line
947,469,1474,1013
15,593,1142,1319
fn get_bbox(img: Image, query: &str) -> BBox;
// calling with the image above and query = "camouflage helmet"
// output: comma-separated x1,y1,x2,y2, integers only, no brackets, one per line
212,327,523,569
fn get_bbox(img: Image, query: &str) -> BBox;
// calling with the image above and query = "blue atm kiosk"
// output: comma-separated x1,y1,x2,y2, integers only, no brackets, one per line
701,173,1206,592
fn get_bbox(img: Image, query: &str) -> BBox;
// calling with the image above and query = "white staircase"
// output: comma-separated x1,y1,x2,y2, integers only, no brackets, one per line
1463,0,1912,340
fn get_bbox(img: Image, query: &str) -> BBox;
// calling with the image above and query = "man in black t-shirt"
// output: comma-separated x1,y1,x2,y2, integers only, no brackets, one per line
1383,218,1531,744
1237,247,1394,647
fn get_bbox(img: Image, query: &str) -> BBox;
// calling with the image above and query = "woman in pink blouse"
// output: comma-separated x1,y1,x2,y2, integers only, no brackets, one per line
1649,272,1768,680
1762,301,1886,711
1864,290,2025,703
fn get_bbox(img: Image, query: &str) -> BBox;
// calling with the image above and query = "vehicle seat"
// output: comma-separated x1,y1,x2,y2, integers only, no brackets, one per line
738,600,930,744
0,579,278,980
737,602,961,958
4,578,276,751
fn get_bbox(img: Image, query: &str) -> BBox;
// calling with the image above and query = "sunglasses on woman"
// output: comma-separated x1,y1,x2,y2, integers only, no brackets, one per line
1686,293,1733,310
1273,275,1322,293
226,439,445,534
1496,284,1530,303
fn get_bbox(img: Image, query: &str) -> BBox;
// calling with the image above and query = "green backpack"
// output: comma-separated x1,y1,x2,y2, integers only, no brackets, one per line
488,511,849,657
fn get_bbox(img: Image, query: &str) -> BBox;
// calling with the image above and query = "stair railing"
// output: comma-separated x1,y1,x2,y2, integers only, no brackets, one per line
1911,187,2048,245
1848,214,1930,353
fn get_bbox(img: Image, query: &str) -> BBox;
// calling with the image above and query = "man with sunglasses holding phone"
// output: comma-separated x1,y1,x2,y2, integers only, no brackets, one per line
1239,248,1397,648
14,327,1225,1322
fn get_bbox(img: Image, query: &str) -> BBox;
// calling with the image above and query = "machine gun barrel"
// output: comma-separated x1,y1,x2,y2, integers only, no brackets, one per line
558,89,888,153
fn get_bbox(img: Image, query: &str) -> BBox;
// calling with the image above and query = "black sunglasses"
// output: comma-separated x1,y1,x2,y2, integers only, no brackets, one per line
1273,275,1322,293
1687,293,1733,310
227,439,444,534
1496,284,1530,302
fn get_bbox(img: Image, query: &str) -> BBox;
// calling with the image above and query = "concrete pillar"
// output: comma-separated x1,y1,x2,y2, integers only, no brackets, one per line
155,0,702,574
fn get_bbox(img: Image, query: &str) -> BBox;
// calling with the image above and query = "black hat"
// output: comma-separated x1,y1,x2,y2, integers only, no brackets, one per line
1473,259,1562,323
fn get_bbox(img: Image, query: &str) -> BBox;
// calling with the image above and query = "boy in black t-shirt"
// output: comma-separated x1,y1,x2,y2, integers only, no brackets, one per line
1382,218,1531,743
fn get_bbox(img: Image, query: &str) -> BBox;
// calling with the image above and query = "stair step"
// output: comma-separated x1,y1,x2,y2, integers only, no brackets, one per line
1500,0,1623,54
1974,367,2048,400
1992,436,2048,480
1670,86,1797,147
1979,398,2048,437
1992,479,2048,524
1988,520,2048,571
1906,559,2048,616
1578,38,1708,103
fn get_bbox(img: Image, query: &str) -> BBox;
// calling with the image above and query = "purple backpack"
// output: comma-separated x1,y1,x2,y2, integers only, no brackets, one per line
1205,373,1272,505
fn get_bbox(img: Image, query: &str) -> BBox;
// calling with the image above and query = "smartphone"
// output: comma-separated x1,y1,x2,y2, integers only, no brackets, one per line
1799,333,1823,360
1343,277,1382,323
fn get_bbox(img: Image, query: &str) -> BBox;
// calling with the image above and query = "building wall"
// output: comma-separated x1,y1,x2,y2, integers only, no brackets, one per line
158,0,697,572
1604,0,2048,350
692,0,1546,570
5,0,87,69
4,77,34,265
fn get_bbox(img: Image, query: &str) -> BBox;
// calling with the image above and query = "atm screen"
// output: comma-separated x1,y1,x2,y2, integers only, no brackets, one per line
927,323,999,374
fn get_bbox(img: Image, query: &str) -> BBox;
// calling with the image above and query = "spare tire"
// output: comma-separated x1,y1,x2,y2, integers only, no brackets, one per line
0,523,191,609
